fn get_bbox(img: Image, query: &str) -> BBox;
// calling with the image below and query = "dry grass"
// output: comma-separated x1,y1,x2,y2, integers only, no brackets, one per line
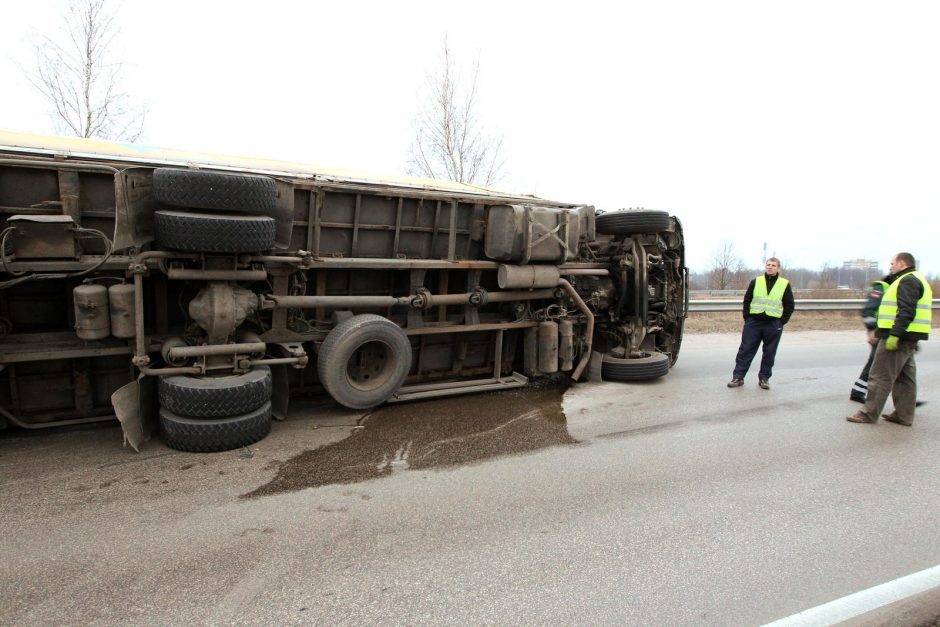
683,311,939,334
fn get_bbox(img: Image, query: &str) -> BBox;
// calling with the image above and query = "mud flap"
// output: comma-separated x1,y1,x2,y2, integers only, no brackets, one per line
267,341,298,421
587,351,605,383
110,375,158,452
269,364,290,421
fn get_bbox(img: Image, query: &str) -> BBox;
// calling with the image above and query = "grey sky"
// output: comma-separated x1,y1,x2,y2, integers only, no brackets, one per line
2,0,938,275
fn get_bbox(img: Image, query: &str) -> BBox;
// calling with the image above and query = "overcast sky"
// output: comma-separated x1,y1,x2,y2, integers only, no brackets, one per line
2,0,938,276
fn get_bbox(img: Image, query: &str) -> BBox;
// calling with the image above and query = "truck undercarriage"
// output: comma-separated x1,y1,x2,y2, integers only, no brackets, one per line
0,132,687,452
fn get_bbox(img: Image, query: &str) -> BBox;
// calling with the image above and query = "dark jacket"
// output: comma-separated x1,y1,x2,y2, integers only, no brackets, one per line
874,266,929,341
861,275,892,330
742,273,795,325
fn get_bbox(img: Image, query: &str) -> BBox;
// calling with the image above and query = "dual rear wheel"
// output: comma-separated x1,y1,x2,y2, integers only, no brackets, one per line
152,168,278,253
158,367,273,453
151,168,279,452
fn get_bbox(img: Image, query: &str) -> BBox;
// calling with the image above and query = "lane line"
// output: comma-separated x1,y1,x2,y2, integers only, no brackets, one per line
764,564,940,626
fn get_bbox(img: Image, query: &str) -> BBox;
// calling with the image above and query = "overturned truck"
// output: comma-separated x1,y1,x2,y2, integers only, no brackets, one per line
0,131,687,452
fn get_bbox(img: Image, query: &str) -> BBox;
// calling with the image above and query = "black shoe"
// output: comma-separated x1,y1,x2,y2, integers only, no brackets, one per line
759,379,770,390
727,379,744,388
849,394,865,404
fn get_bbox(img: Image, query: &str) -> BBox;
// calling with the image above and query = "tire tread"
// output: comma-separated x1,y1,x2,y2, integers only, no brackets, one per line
158,367,272,418
160,402,273,453
601,352,671,382
153,168,277,211
154,210,276,253
596,210,671,235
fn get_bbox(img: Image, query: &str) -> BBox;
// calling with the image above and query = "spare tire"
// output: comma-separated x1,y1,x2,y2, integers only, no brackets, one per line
160,402,273,453
596,210,671,235
154,210,276,253
317,314,412,409
158,366,272,418
153,168,277,212
601,351,670,382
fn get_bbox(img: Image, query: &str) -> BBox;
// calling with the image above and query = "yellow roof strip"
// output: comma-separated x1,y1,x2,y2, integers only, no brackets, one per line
0,129,536,200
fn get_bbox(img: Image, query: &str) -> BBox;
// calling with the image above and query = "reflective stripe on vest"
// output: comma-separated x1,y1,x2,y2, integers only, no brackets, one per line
749,276,789,318
877,271,933,336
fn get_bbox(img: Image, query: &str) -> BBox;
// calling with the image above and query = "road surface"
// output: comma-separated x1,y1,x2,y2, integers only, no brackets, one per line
1,330,938,625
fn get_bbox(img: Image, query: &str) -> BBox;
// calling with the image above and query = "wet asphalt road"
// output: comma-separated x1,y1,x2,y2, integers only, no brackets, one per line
1,330,939,625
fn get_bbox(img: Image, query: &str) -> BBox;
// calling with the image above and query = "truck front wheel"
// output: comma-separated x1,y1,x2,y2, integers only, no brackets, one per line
601,351,670,382
595,210,671,235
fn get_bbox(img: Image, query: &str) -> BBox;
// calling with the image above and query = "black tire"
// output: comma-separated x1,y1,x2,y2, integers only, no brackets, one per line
154,209,276,253
158,366,272,418
317,314,412,409
601,351,670,382
160,402,272,453
152,168,277,212
595,210,671,235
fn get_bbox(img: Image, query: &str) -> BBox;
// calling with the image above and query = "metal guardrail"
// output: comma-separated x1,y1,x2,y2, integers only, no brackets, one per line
690,289,866,297
688,299,940,313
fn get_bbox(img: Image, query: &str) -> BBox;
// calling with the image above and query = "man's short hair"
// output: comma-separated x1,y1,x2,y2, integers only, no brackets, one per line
895,252,915,267
766,257,780,265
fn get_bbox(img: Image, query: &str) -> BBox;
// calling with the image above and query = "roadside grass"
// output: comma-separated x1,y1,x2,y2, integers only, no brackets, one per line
683,311,940,334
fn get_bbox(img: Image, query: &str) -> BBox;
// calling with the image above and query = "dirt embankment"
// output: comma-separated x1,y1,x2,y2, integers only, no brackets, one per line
686,311,887,334
685,310,940,334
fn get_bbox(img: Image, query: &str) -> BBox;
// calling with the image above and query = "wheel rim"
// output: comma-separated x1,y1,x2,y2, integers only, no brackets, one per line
345,340,396,392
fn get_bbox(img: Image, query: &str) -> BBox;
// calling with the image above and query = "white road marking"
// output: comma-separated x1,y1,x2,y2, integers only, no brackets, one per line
764,564,940,626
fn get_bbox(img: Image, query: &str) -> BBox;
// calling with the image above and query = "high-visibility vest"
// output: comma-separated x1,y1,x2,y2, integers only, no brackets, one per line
749,275,789,318
877,271,933,336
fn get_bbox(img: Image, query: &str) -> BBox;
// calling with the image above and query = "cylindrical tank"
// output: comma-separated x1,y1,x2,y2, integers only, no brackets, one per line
523,327,538,375
538,321,559,374
73,283,110,340
558,319,575,371
108,283,137,338
498,264,560,289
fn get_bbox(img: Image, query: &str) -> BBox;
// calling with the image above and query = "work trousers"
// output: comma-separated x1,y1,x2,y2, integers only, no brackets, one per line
732,317,783,381
858,339,918,424
851,342,878,399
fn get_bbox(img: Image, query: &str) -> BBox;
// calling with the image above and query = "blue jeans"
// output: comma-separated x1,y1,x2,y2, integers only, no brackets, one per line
732,317,783,380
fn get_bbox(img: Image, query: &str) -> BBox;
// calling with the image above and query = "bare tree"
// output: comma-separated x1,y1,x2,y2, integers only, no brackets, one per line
29,0,146,141
408,39,505,186
707,240,746,290
817,263,839,290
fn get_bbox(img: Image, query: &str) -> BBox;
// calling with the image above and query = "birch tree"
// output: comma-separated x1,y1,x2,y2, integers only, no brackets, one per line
29,0,146,141
408,39,505,186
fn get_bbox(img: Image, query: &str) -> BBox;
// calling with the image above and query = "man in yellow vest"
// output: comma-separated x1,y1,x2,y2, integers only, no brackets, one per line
727,257,795,390
847,252,932,426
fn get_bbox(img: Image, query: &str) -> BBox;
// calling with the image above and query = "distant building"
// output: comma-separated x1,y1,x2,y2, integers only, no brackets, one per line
842,258,879,271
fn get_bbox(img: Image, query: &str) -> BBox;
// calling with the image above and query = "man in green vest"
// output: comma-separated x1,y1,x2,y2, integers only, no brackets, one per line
847,252,932,426
727,257,795,389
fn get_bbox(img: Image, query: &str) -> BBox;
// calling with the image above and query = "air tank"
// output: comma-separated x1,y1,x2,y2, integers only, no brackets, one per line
497,264,560,289
73,283,110,340
108,283,137,338
538,321,559,374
